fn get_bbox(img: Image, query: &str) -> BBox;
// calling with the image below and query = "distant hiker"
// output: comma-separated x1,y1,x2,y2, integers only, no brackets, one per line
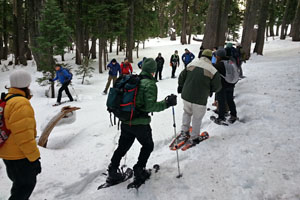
213,49,238,124
155,53,165,80
197,45,204,58
225,42,238,64
236,43,246,78
182,48,195,68
102,58,121,95
120,58,133,75
0,70,41,200
50,64,73,105
170,50,180,78
138,57,147,69
177,49,221,149
105,58,177,187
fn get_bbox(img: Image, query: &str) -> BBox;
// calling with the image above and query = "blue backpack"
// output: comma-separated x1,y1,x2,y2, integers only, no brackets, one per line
106,74,148,125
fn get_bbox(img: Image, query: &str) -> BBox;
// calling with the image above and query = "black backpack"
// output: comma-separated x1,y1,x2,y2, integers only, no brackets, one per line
106,74,147,125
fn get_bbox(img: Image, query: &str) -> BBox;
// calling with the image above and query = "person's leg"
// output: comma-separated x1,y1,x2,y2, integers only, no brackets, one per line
57,84,65,103
190,104,206,138
3,159,37,200
226,87,237,117
181,99,193,132
216,88,226,120
159,67,163,80
171,65,176,78
155,68,159,80
104,76,113,93
112,76,117,86
63,81,73,101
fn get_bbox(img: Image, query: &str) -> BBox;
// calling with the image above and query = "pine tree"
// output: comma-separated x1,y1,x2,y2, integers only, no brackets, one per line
75,56,95,84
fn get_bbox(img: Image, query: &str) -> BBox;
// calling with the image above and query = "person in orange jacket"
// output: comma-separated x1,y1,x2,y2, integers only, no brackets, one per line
0,70,41,200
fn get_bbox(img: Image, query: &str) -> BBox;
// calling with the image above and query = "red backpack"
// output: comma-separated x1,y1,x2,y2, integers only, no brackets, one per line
0,93,23,147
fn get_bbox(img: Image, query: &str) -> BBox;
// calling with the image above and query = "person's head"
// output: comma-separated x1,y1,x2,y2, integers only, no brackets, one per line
9,70,32,99
124,58,129,63
175,50,178,54
142,58,157,76
55,64,61,71
215,49,226,62
213,47,218,51
143,57,147,61
185,48,189,53
158,52,162,57
226,42,233,48
111,58,117,64
201,49,213,60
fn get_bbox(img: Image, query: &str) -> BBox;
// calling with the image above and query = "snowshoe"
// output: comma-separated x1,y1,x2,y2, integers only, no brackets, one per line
127,168,151,190
181,131,209,151
97,167,133,190
228,115,239,124
210,116,229,126
169,130,190,150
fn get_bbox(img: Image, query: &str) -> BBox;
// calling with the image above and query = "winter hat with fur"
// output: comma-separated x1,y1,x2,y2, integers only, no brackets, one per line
10,70,32,88
142,58,157,74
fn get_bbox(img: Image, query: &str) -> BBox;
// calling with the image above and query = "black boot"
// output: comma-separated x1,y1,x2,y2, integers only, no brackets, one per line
133,166,151,185
106,164,124,184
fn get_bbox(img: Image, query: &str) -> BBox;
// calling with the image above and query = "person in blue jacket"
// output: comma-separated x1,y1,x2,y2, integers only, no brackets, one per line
137,57,147,69
103,58,121,95
50,64,73,105
182,48,195,68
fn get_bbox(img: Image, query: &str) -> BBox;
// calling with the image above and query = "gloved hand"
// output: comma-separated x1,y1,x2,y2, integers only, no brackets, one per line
31,158,41,175
177,86,182,94
165,94,177,107
49,79,53,82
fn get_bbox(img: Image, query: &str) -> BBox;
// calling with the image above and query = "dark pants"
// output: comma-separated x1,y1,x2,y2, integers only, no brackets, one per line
3,159,38,200
171,64,177,78
57,80,73,103
110,123,154,170
155,66,163,80
216,87,237,119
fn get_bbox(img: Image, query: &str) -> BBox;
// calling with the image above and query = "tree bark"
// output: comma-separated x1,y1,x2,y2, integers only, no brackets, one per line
126,0,134,62
75,0,83,65
202,0,222,49
217,0,231,47
254,0,270,55
180,0,188,45
109,38,113,53
280,0,291,39
1,0,9,60
291,0,300,41
90,36,96,59
268,0,276,36
241,0,260,60
98,38,103,73
24,1,32,61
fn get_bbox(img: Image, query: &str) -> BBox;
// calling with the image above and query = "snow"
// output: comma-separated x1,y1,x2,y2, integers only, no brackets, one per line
1,37,300,200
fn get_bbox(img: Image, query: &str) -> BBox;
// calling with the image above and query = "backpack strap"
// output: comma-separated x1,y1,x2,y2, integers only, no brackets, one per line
1,93,24,102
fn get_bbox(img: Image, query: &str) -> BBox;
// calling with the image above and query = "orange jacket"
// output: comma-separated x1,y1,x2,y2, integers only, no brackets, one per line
0,88,40,162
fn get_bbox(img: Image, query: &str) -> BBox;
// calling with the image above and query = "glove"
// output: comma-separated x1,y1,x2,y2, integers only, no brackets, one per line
165,94,177,107
49,79,53,82
177,86,182,94
31,158,41,175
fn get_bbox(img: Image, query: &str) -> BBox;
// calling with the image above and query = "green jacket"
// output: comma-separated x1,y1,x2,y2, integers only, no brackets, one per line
178,57,221,105
123,71,168,125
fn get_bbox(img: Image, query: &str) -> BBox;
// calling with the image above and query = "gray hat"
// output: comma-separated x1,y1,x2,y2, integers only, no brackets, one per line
216,49,226,58
10,70,32,88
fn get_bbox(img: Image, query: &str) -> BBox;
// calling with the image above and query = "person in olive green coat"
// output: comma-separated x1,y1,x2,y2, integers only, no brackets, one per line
106,58,177,185
177,49,221,149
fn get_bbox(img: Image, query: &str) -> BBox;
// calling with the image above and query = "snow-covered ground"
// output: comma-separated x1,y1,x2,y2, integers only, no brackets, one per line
0,37,300,200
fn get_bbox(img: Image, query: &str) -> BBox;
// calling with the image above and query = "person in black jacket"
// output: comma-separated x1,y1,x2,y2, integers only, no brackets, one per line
170,50,180,78
155,53,165,80
213,49,238,124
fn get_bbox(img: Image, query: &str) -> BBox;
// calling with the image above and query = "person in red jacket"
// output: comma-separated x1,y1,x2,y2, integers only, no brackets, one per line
120,58,133,75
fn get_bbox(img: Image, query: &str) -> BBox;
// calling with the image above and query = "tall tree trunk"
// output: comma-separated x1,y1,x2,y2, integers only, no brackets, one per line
254,0,270,55
126,0,134,62
202,0,222,49
104,40,107,69
280,0,291,39
109,38,113,53
217,0,231,47
116,36,119,55
2,0,9,60
291,0,300,41
269,0,276,36
241,0,260,60
276,23,280,36
91,36,96,59
98,38,103,73
75,0,83,65
24,1,32,61
180,0,188,45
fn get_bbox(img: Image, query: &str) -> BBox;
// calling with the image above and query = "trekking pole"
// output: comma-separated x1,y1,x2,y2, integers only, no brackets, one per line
172,106,182,178
70,83,78,101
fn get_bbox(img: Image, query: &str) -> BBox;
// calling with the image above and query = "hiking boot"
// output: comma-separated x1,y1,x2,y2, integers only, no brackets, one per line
176,130,190,145
215,117,226,125
228,115,238,124
106,164,124,184
133,166,151,185
102,91,107,95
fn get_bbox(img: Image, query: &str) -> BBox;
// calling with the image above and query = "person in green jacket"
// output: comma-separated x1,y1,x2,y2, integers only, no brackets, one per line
177,49,221,150
106,58,177,186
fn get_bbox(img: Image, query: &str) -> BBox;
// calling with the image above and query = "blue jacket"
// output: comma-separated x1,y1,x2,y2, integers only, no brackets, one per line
107,61,121,76
182,52,195,65
53,68,72,84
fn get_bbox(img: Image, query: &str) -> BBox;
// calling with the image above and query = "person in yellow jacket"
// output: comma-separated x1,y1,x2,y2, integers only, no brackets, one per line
0,70,41,200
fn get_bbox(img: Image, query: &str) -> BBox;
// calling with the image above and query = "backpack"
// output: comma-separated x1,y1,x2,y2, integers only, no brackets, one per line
221,60,240,84
61,68,73,80
0,93,23,147
106,74,147,124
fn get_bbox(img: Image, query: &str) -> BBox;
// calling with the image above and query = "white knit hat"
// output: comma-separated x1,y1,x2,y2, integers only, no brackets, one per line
9,70,32,88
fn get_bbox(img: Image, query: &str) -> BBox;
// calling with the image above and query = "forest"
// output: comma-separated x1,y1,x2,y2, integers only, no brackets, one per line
0,0,299,73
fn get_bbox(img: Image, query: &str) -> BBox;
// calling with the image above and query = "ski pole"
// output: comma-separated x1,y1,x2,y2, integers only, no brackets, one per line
70,83,78,101
172,106,182,178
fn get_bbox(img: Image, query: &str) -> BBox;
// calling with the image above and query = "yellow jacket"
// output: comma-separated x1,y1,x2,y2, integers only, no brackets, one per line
0,88,40,162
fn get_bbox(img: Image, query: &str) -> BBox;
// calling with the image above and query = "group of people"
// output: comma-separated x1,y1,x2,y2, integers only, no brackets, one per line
0,42,246,199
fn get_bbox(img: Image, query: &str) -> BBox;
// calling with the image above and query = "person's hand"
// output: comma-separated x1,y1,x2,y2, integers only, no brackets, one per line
165,94,177,107
49,79,53,82
31,158,41,175
177,86,182,94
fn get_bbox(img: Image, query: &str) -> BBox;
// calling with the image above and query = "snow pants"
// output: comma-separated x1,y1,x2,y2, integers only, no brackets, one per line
3,158,38,200
155,66,163,80
181,99,206,139
110,123,154,169
57,80,73,103
216,86,237,119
